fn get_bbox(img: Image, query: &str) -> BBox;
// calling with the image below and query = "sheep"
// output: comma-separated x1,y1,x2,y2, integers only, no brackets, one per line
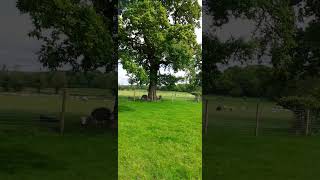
80,96,89,101
81,107,113,128
141,95,148,101
39,115,59,122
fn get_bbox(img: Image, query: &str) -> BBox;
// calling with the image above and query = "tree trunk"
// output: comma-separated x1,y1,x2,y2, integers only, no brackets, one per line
113,94,118,129
148,81,157,101
55,87,59,94
148,66,158,101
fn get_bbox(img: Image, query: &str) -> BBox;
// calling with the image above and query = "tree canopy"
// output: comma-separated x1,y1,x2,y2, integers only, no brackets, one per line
119,0,201,100
16,0,116,72
203,0,320,96
16,0,118,115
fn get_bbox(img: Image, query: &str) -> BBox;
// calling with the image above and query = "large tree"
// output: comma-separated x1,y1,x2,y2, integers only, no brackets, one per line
16,0,116,71
119,0,201,100
16,0,118,115
203,0,301,95
289,0,320,78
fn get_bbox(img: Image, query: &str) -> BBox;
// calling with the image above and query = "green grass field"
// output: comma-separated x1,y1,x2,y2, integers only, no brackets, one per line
119,90,202,179
119,89,195,100
203,95,320,180
0,91,117,180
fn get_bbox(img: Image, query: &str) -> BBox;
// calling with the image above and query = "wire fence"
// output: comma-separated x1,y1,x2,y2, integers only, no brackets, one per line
202,96,320,137
119,89,200,102
0,79,115,135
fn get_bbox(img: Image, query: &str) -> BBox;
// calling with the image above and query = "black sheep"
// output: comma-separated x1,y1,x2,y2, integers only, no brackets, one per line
141,95,148,101
90,107,112,127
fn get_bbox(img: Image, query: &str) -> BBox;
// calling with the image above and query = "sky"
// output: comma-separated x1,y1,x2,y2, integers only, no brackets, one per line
0,0,42,71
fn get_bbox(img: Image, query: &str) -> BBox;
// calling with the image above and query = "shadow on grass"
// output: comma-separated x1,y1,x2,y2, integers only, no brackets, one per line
118,105,135,112
0,147,65,174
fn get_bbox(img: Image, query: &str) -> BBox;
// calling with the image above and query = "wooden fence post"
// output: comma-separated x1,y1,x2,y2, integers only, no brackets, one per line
204,99,209,135
60,88,67,135
306,109,310,136
255,102,260,136
133,88,136,101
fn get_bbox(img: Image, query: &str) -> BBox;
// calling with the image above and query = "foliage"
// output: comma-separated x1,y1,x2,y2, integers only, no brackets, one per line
0,70,116,93
119,0,200,99
203,0,306,95
158,74,183,91
278,96,320,110
16,0,115,72
33,73,48,93
50,72,67,94
202,35,259,94
211,65,274,97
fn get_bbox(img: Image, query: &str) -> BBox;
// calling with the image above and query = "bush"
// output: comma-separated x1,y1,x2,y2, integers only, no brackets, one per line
278,96,320,135
229,86,243,97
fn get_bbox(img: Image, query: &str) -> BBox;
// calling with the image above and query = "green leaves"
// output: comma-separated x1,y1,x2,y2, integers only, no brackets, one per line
16,0,114,72
119,0,200,86
278,96,320,110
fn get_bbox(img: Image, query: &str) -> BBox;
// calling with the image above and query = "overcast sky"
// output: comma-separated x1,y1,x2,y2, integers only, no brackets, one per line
0,0,43,71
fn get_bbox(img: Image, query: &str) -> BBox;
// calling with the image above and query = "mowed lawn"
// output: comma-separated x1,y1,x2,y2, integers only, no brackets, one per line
0,92,117,180
203,95,320,180
119,90,202,179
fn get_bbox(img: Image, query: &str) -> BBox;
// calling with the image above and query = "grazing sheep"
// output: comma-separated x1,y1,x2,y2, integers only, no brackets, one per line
80,96,89,101
216,105,233,112
140,95,162,101
141,95,148,101
39,115,59,122
222,105,233,111
91,107,112,128
80,107,112,128
92,108,111,125
80,116,88,127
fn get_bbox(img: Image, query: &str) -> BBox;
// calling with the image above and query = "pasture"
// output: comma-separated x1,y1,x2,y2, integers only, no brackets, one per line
118,90,202,179
203,95,320,180
0,90,117,180
118,89,195,100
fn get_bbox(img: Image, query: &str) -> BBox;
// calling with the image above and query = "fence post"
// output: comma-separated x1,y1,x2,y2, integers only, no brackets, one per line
133,88,136,101
306,109,310,136
255,102,260,136
204,99,209,135
60,88,67,135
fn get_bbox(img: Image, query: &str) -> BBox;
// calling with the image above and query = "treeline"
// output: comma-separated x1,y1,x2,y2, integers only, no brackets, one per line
119,83,198,93
120,74,201,93
0,70,115,93
205,65,320,99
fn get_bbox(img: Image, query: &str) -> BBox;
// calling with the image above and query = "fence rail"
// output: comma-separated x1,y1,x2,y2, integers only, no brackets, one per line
0,85,115,135
202,97,320,137
119,89,200,102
